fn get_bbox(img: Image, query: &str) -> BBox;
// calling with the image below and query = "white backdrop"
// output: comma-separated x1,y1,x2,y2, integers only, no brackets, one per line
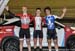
14,26,65,47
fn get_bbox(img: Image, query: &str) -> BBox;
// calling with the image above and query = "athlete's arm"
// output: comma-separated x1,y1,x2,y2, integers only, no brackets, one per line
5,6,15,18
5,6,20,18
55,8,67,19
29,14,34,23
42,17,46,26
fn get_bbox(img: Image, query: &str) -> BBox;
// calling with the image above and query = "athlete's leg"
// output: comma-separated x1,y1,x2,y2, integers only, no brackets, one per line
26,29,31,51
53,30,58,51
19,29,24,51
48,39,52,51
39,38,43,49
39,38,43,51
47,29,52,51
26,39,31,51
19,39,24,51
39,31,43,51
33,38,37,49
33,30,37,51
53,38,58,51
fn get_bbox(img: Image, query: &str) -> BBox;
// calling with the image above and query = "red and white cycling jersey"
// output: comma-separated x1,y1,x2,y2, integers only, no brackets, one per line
34,17,44,30
16,13,33,29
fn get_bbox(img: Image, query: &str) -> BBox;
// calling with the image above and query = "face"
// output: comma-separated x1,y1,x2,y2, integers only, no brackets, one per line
45,9,51,15
22,6,27,13
36,9,41,15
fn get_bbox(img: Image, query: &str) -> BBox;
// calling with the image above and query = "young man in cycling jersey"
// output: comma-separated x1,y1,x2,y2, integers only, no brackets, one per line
33,8,44,51
5,6,33,51
44,7,67,51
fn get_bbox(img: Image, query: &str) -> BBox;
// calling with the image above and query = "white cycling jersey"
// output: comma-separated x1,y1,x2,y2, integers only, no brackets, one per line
34,17,42,30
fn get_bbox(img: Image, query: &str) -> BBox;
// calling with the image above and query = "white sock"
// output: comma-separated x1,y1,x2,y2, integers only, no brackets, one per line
56,49,58,51
49,49,51,51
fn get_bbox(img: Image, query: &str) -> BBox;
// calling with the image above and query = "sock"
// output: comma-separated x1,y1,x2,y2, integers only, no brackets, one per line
49,49,51,51
56,49,58,51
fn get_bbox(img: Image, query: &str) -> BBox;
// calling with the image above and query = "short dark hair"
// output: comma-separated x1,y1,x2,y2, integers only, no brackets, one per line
44,7,51,13
36,8,41,11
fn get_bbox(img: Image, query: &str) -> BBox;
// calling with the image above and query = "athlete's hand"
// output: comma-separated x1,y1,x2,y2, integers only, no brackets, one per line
5,6,9,11
63,8,67,13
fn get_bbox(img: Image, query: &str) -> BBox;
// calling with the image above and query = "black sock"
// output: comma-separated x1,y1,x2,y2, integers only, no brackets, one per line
34,48,37,51
39,48,43,51
34,48,37,49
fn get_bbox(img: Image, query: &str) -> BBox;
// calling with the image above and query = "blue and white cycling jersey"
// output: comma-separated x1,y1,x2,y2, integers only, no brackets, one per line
45,15,58,29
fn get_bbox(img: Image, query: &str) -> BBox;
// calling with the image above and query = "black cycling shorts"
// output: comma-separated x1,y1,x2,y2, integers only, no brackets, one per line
47,29,57,40
33,30,43,38
19,28,30,39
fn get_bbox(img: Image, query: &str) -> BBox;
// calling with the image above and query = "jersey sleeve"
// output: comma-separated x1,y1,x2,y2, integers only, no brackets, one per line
42,17,46,24
29,14,34,23
43,17,47,25
7,10,15,18
53,15,60,19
